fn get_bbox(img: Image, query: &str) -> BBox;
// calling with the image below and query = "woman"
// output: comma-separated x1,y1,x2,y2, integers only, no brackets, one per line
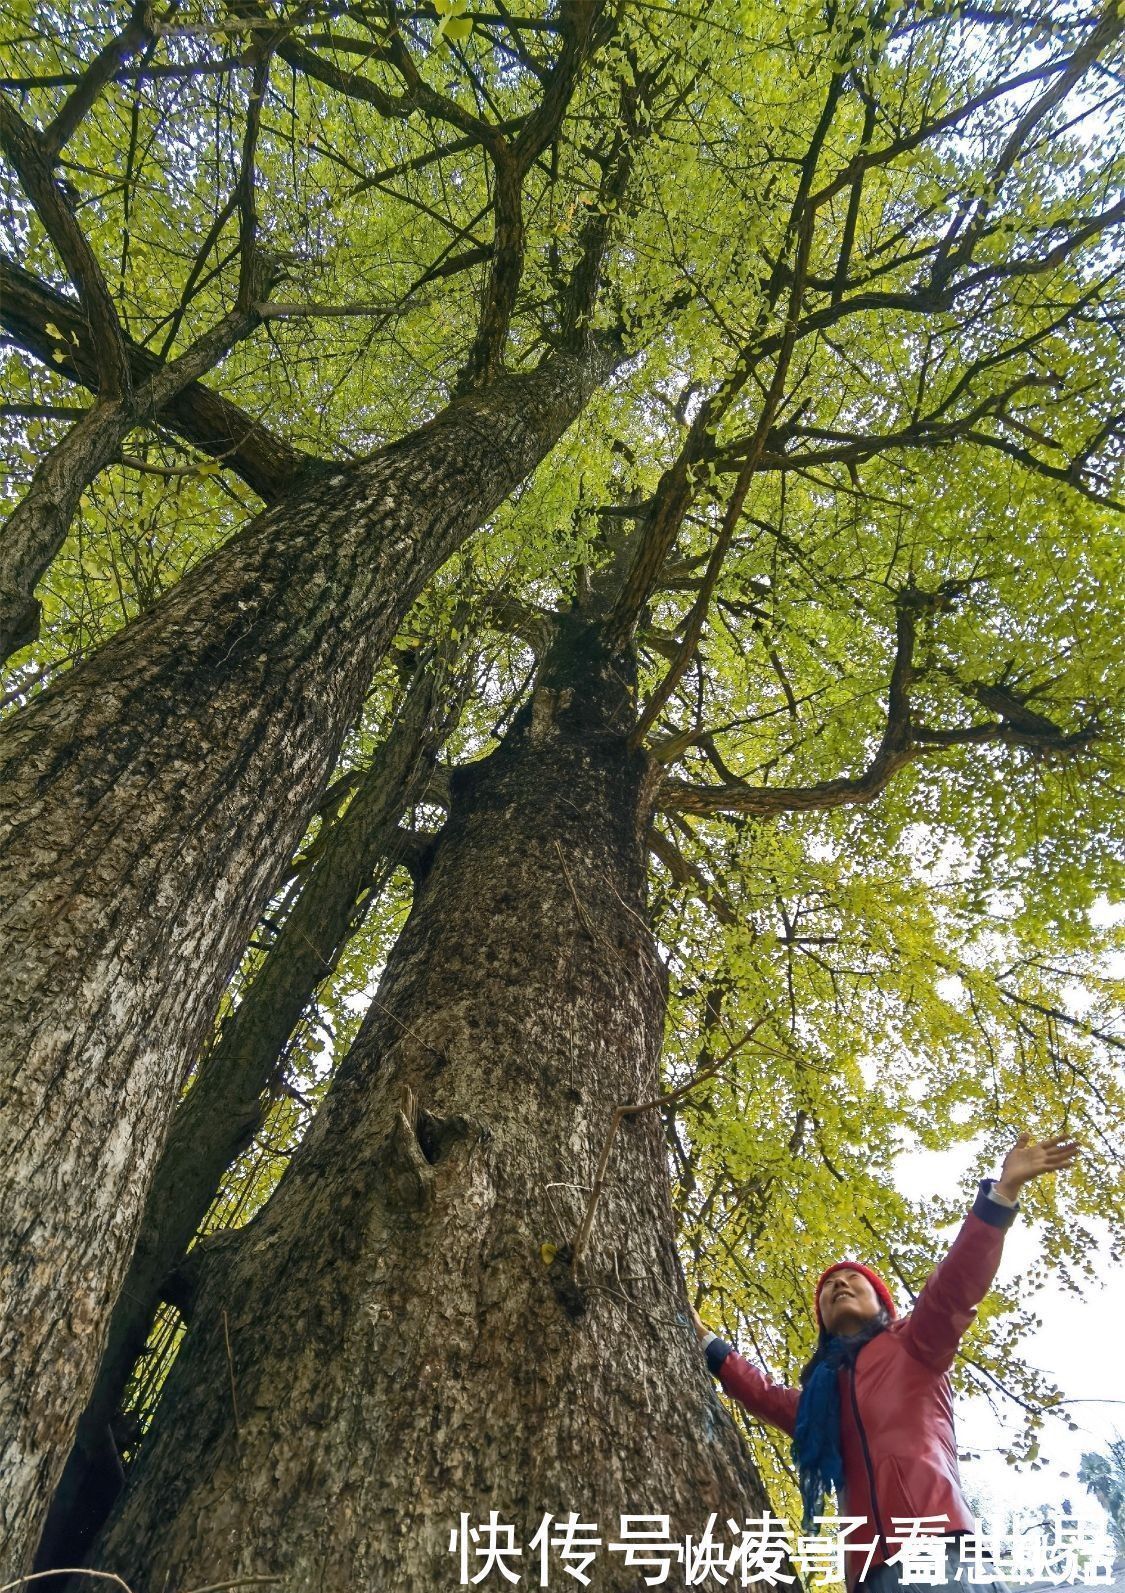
691,1133,1081,1592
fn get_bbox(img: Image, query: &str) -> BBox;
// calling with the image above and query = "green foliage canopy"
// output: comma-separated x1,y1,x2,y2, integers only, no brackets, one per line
2,0,1123,1512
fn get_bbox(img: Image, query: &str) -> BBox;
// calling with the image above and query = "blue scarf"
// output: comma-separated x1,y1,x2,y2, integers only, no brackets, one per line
790,1311,889,1531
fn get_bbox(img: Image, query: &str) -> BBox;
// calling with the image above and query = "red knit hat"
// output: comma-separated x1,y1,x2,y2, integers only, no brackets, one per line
815,1260,897,1327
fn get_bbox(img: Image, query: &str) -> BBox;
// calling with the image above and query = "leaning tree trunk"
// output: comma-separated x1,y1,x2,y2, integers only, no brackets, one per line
32,643,466,1578
92,622,775,1590
0,337,621,1579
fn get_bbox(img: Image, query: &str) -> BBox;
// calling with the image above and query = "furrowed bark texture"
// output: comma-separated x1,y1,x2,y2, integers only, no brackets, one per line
93,624,773,1590
0,339,620,1579
32,652,461,1577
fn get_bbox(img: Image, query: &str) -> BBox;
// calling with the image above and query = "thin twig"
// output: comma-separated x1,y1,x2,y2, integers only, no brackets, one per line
184,1581,285,1592
569,1054,732,1281
0,1573,134,1593
553,839,603,944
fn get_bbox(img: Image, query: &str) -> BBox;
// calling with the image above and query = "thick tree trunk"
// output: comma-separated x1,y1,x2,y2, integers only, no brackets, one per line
93,622,774,1591
0,338,621,1579
31,647,464,1577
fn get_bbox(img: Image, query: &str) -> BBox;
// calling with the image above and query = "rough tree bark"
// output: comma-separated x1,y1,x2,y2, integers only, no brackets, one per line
0,335,622,1579
31,645,466,1577
92,619,775,1590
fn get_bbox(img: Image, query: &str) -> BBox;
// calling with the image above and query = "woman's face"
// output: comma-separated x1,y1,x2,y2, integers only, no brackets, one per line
819,1268,883,1335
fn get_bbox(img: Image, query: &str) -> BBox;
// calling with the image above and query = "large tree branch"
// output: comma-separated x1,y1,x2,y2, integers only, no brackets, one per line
227,0,419,125
376,0,507,145
558,49,668,344
0,98,130,398
628,209,817,745
604,181,1123,662
40,0,154,161
0,49,294,657
456,0,610,390
598,29,1018,654
928,4,1124,292
647,825,737,927
957,426,1124,511
234,51,270,312
0,271,280,665
809,24,1120,215
738,190,1125,375
0,257,313,500
656,585,1094,817
0,57,240,91
707,276,1124,508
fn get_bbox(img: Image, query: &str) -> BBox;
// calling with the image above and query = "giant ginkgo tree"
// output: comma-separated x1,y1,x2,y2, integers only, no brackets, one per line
1,0,1122,1584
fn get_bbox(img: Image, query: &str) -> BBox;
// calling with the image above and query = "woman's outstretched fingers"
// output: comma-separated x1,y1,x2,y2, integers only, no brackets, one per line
999,1133,1082,1198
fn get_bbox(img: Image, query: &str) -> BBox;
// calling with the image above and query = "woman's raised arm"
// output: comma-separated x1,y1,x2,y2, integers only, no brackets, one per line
691,1305,802,1437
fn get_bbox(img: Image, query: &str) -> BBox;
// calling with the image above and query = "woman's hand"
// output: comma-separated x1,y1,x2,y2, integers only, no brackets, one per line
688,1305,712,1342
996,1131,1081,1202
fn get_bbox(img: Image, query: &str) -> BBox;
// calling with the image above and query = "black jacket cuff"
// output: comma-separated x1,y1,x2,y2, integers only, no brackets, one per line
973,1177,1019,1230
705,1337,734,1376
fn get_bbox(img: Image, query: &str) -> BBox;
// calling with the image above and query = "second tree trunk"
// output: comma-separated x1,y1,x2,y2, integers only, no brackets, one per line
94,627,774,1589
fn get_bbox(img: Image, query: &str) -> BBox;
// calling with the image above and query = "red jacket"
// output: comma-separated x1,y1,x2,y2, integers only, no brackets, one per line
708,1180,1017,1592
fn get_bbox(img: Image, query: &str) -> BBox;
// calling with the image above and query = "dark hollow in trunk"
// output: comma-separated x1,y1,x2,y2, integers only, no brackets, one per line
93,623,775,1589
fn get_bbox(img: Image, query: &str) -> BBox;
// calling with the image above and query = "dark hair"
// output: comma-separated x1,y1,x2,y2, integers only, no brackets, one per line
798,1304,890,1389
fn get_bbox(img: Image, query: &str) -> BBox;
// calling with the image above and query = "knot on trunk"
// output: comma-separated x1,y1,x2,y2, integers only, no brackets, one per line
159,1227,245,1322
0,584,42,661
378,1086,493,1213
529,685,574,743
415,1106,491,1165
542,1241,587,1321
